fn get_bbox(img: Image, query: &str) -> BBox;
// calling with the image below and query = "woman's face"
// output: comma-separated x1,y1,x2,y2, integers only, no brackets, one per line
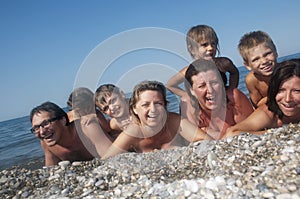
276,76,300,118
133,90,167,127
190,70,225,111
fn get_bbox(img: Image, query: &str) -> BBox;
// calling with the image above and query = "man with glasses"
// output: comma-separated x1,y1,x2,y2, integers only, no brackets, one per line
30,101,94,166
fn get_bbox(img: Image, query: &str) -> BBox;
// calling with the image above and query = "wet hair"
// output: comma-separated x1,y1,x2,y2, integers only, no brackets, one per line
238,30,278,64
129,80,168,122
213,57,235,87
267,59,300,119
95,84,124,111
185,58,226,108
186,24,220,59
30,101,69,125
67,87,95,114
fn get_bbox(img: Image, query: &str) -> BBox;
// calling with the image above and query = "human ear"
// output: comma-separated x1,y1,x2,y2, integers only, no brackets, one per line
244,62,252,71
189,89,196,98
133,106,138,115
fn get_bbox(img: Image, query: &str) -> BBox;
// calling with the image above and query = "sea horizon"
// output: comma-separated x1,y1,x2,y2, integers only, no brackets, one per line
0,52,299,170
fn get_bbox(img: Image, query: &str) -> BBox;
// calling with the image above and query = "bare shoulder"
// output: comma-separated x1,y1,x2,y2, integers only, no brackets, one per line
245,72,258,85
123,122,143,138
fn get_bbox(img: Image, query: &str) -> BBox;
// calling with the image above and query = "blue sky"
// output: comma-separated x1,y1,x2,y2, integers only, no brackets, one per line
1,0,300,122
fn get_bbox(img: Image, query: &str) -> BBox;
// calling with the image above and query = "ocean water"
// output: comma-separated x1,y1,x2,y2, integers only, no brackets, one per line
1,53,299,170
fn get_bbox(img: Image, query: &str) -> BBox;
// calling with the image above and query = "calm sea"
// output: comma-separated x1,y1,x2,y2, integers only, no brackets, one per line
1,53,299,170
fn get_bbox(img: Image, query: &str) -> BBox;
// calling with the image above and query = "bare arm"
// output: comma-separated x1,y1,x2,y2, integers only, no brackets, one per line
225,105,275,138
80,115,112,157
96,110,112,133
101,125,140,159
226,64,239,89
230,88,254,123
245,73,263,108
166,66,188,97
179,118,213,141
41,141,61,166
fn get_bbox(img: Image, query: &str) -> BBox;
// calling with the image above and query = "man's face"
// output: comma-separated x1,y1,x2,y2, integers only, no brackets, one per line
31,111,63,147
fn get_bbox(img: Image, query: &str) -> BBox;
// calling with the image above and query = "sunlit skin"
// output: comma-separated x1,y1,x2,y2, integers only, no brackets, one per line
225,76,300,138
190,70,225,113
100,93,128,119
192,39,217,61
133,90,167,134
276,76,300,120
32,110,94,166
31,111,64,147
244,44,277,107
245,44,277,77
99,92,130,131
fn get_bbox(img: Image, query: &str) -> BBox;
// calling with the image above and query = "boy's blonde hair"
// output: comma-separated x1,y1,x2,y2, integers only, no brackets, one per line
238,30,278,64
186,25,219,59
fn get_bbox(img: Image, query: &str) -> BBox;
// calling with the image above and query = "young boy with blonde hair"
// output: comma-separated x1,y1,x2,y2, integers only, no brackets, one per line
238,30,278,108
95,84,131,138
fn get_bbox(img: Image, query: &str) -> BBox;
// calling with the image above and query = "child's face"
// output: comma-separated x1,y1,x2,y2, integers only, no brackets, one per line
133,90,167,127
100,93,128,118
276,76,300,119
192,39,216,60
244,43,277,77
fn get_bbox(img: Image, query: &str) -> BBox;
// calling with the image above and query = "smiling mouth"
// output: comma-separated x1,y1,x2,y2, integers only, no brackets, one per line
42,133,54,140
148,114,159,119
206,96,216,102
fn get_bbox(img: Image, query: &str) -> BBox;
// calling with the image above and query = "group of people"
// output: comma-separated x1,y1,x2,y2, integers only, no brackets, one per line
30,24,300,166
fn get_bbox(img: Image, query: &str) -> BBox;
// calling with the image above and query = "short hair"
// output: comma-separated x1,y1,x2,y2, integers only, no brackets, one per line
129,80,168,122
186,24,220,59
185,59,226,108
67,87,95,114
238,30,278,64
95,84,123,110
30,101,69,125
267,59,300,118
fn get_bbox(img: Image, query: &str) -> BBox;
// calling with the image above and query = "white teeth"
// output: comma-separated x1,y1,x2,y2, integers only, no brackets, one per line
43,133,53,139
148,114,157,118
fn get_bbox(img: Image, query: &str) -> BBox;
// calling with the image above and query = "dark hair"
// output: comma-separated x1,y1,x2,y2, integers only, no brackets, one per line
67,87,95,114
213,57,236,87
267,58,300,118
30,101,69,125
129,80,168,122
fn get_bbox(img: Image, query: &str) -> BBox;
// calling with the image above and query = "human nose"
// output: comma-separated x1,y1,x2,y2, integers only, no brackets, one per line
149,103,156,112
285,91,293,102
206,83,213,93
206,44,214,51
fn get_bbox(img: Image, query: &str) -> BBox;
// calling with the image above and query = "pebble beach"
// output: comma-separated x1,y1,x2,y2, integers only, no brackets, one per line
1,123,300,199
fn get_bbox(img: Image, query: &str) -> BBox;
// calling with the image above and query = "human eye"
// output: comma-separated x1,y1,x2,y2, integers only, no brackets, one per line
141,103,149,108
155,101,164,106
31,125,39,133
292,89,300,94
111,97,117,104
200,42,208,47
41,120,51,128
198,83,206,89
102,106,109,112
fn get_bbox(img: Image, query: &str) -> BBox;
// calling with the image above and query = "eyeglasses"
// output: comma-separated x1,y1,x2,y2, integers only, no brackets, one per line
30,117,61,134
